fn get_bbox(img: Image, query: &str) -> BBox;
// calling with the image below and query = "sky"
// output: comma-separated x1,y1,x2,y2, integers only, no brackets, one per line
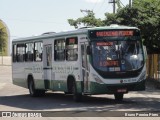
0,0,129,41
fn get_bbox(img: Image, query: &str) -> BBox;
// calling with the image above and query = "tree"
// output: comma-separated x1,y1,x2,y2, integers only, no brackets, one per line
0,28,6,55
133,0,160,53
68,11,104,28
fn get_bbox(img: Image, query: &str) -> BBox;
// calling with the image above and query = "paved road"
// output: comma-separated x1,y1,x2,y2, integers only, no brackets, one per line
0,66,160,120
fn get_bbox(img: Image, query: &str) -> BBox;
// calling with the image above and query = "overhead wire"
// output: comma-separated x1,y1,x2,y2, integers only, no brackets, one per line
92,0,99,12
96,0,106,13
119,0,125,7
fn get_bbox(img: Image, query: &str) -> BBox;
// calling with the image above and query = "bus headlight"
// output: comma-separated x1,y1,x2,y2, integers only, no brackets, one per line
92,74,104,84
138,71,146,82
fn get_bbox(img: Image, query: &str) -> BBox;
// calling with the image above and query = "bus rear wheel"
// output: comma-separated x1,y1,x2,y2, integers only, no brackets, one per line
114,93,124,101
28,79,45,97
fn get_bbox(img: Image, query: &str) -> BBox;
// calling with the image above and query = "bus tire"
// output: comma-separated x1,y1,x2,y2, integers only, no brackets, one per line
28,79,45,97
114,93,124,101
72,81,82,102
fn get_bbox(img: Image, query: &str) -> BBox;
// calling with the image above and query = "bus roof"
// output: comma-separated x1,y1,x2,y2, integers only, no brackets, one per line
12,25,139,43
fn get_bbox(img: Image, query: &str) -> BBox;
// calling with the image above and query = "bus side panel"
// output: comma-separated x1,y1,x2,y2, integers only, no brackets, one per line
24,62,45,90
52,63,81,92
12,63,28,88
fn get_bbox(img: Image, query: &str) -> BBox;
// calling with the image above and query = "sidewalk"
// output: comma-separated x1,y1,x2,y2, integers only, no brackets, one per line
0,56,11,66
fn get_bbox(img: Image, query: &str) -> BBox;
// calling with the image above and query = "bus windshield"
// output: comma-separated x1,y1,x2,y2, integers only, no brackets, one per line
91,40,144,72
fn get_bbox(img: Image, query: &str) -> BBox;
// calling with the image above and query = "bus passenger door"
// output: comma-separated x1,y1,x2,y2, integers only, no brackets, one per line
81,42,90,93
43,45,52,89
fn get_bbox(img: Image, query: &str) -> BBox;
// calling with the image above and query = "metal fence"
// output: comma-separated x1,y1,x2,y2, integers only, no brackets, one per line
146,54,160,81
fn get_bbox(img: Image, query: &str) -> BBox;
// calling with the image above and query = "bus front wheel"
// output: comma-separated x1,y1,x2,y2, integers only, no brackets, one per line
114,93,124,101
72,81,82,102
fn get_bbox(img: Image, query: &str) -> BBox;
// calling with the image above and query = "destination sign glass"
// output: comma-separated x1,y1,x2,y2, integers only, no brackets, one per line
96,42,113,46
89,29,140,39
66,37,78,45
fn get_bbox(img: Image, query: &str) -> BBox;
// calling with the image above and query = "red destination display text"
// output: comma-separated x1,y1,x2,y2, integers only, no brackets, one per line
100,60,119,67
69,38,75,44
96,42,113,46
96,31,134,37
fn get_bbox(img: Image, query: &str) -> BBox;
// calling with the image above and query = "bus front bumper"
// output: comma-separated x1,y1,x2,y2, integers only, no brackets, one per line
89,80,146,95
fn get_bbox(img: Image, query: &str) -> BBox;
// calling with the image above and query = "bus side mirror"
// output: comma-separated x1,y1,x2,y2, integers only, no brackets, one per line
143,45,147,60
87,46,91,55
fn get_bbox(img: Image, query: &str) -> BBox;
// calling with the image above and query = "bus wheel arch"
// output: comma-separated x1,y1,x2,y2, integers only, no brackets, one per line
27,74,36,97
27,74,34,88
67,75,75,93
67,75,82,102
27,74,45,97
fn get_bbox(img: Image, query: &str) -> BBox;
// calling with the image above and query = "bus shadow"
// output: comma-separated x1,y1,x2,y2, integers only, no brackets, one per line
0,92,159,111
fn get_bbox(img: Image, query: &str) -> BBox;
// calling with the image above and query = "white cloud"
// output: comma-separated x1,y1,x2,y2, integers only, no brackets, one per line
84,0,103,3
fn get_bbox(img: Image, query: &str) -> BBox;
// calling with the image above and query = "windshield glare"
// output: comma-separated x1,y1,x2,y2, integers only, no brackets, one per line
92,40,144,72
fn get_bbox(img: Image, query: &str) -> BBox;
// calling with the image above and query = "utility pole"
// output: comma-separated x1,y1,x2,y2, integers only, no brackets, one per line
108,0,116,14
129,0,132,8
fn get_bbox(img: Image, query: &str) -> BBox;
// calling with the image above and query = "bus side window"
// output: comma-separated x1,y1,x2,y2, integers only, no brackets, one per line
46,46,52,66
17,44,25,62
66,37,78,61
54,39,65,61
12,44,17,62
34,42,43,62
25,43,34,62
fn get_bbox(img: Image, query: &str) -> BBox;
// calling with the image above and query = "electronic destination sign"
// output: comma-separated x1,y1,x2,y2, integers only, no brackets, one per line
89,29,140,39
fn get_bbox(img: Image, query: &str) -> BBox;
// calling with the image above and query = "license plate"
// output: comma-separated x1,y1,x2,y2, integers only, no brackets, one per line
117,89,127,93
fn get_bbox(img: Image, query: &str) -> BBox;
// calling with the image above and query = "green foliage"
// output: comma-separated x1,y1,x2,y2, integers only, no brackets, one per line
68,11,104,28
0,28,6,54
